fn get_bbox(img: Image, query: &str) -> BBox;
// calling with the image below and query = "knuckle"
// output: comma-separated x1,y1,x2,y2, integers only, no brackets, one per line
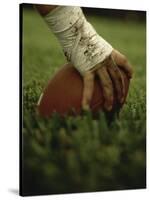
85,71,93,77
103,81,112,90
104,90,113,102
109,94,114,104
87,77,93,83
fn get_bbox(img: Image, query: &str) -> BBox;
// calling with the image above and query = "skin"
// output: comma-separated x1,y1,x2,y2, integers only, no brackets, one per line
82,50,133,110
35,5,133,111
35,5,58,15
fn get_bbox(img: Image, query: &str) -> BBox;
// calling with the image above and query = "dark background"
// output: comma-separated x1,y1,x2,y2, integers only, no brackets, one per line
23,3,146,21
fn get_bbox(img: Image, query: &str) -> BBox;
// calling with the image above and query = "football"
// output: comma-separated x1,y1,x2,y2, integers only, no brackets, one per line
37,63,130,117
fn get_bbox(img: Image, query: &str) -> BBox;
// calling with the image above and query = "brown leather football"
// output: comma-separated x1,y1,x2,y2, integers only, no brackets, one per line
37,63,130,117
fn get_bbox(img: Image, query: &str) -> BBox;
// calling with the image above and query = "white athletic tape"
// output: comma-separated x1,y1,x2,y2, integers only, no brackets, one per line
44,6,113,75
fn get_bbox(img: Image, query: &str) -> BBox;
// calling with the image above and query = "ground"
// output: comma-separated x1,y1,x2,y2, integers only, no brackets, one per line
22,8,146,196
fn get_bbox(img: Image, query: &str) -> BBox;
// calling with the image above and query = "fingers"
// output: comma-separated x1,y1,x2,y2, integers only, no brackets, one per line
81,49,133,111
112,49,133,79
107,64,125,104
82,71,94,110
97,67,114,111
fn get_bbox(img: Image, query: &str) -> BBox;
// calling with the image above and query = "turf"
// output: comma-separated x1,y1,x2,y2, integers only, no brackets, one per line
22,8,146,196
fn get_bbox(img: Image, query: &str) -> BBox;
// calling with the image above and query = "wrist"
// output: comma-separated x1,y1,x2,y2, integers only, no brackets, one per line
44,6,113,75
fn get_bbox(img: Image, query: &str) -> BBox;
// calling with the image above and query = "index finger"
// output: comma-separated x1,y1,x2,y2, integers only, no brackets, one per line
82,71,94,110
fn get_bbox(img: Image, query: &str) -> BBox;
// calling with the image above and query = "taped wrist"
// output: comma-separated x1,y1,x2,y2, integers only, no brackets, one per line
44,6,113,75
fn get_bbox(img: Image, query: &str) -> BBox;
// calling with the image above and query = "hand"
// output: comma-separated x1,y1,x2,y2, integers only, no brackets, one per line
82,49,133,111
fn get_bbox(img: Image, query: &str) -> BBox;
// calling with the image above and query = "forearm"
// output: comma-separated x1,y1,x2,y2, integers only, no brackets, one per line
34,4,58,16
38,6,113,75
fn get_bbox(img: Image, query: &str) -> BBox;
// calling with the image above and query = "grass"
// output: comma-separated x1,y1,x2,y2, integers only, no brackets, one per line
22,7,146,196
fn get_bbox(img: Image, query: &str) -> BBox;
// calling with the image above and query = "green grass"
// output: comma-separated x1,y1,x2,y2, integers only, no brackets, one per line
22,8,146,196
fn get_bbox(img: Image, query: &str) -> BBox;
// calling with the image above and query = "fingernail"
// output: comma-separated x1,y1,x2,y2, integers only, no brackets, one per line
83,104,90,111
105,104,112,111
